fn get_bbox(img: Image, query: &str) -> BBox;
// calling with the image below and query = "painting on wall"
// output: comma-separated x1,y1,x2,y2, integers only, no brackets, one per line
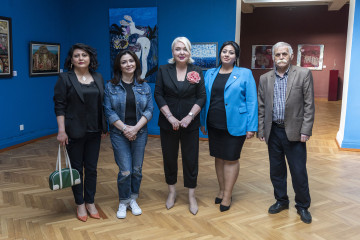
109,7,158,83
29,42,60,76
191,42,218,70
297,44,324,70
0,16,13,78
251,45,273,69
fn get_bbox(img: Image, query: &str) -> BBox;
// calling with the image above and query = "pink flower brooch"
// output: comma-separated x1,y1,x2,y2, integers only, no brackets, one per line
186,71,201,84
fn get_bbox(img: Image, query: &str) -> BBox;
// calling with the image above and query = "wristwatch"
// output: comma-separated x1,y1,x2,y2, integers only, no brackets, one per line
188,112,194,120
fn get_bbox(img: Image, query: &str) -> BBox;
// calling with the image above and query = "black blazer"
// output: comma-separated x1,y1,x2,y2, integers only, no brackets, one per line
154,63,206,131
53,70,107,139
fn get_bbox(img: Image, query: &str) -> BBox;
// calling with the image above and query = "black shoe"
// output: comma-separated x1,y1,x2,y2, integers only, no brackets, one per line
215,197,222,204
220,198,232,212
268,202,289,214
220,204,230,212
297,209,312,224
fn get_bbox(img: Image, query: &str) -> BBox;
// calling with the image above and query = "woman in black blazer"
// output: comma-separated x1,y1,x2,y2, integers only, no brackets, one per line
154,37,206,215
54,43,107,222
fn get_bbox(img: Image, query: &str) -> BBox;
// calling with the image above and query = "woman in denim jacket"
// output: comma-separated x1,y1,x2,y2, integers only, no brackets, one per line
104,50,153,219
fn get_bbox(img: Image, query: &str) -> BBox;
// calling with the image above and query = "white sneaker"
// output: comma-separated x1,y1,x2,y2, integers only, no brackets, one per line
116,203,127,219
128,199,142,216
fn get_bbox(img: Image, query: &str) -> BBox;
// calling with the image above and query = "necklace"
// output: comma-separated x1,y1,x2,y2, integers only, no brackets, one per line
75,71,89,82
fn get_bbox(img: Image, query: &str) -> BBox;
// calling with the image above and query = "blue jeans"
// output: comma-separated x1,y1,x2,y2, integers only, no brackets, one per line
110,129,148,204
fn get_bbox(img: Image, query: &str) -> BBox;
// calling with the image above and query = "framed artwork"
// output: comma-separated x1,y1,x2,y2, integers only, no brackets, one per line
251,45,273,69
297,44,324,70
109,7,158,83
29,42,60,76
191,42,218,70
0,16,13,78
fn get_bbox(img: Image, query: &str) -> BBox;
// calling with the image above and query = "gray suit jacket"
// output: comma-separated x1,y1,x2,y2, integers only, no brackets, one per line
258,65,315,143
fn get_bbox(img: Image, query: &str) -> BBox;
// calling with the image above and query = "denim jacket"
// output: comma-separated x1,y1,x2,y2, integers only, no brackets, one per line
104,79,154,134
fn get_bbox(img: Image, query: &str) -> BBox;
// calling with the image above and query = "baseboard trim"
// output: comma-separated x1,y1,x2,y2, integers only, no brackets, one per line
0,133,57,153
335,138,360,152
148,135,160,138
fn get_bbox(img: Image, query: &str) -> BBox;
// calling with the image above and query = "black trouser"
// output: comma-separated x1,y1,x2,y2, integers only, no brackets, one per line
66,132,101,205
160,128,199,188
268,124,311,210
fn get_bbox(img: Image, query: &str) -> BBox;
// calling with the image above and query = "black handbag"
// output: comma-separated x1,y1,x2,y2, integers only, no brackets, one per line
49,145,81,190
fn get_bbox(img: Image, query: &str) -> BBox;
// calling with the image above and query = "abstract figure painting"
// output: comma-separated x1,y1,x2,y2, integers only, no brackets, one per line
251,45,273,69
29,42,60,76
109,8,158,83
297,44,324,70
0,16,12,78
191,42,218,70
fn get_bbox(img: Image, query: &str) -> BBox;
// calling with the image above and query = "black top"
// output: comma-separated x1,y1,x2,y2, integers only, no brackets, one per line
122,80,137,126
53,71,107,139
207,73,231,129
80,81,100,132
175,80,187,93
154,64,206,131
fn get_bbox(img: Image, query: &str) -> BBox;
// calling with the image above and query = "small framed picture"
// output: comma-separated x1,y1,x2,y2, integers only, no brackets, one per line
191,42,218,70
30,41,60,76
297,44,324,70
251,45,273,69
0,16,13,78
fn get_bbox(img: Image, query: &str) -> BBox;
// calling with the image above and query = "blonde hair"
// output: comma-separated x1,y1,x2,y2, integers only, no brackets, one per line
168,37,195,64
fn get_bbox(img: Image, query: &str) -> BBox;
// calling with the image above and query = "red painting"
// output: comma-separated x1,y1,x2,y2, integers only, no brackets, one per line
251,45,273,69
297,44,324,70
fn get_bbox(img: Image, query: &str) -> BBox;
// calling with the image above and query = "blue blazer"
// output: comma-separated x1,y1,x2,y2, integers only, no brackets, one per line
200,66,258,136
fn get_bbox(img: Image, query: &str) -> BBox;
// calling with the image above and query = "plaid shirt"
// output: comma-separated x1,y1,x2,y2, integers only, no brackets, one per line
272,67,290,123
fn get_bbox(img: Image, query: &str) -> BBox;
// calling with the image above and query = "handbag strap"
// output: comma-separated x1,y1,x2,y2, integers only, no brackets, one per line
57,144,63,188
63,146,75,185
56,144,76,188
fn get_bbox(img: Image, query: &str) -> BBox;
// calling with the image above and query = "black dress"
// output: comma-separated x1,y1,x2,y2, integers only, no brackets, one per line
207,73,246,161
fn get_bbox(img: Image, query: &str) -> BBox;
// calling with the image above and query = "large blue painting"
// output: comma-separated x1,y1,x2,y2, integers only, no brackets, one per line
109,8,158,83
191,42,218,70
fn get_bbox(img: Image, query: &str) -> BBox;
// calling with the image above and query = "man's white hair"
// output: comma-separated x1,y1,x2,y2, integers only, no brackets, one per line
272,42,293,60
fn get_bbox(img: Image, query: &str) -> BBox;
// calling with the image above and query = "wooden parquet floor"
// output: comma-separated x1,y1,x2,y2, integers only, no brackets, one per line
1,99,360,240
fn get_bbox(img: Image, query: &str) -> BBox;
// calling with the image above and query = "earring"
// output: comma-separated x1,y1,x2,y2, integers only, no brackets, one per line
71,63,73,69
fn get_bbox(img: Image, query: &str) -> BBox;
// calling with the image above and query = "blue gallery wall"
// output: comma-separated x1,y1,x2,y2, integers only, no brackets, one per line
342,0,360,148
66,0,237,135
0,0,237,149
0,0,70,149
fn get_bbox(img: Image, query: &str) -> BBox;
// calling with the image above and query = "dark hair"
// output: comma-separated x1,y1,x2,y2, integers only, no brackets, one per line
110,50,144,85
64,43,99,72
218,41,241,67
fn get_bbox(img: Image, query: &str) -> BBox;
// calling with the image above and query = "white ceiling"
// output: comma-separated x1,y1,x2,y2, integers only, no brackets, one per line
242,0,349,13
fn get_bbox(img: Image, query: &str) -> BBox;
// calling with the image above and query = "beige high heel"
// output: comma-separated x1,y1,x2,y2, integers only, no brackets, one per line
166,184,176,210
188,188,198,215
166,192,176,209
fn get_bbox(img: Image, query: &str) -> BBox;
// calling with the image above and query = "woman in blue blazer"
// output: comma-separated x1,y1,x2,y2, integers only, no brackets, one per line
200,41,258,212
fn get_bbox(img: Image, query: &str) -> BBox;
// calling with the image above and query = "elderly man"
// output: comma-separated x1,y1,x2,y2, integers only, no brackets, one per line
258,42,315,224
